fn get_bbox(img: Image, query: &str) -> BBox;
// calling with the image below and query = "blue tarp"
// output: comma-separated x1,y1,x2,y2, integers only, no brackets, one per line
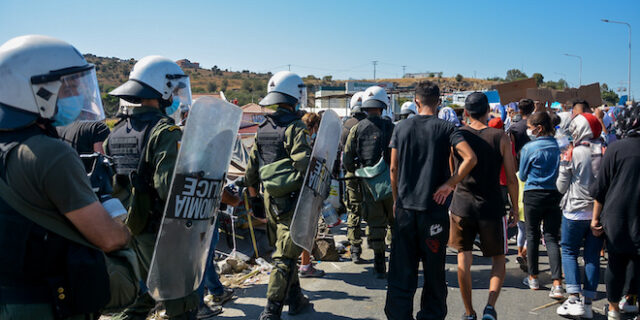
484,90,500,104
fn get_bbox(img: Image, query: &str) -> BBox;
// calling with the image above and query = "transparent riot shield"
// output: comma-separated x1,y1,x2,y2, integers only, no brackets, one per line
147,96,242,300
290,109,342,252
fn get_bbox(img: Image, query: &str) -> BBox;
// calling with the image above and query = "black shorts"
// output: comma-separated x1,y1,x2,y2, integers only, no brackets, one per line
448,212,508,257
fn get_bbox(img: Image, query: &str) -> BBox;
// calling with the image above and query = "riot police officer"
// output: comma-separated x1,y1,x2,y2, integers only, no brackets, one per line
396,101,417,123
244,71,313,320
0,35,130,319
341,91,367,263
105,56,200,320
343,85,395,278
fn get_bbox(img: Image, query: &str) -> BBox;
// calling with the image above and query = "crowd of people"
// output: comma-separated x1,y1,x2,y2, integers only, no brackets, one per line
0,33,639,320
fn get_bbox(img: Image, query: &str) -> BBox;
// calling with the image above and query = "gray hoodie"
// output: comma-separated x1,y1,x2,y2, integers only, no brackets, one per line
556,114,603,220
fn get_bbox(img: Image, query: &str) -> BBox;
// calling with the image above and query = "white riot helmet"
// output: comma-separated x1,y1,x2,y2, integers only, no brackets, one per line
350,91,365,113
110,55,191,114
0,35,105,130
361,86,389,110
400,101,417,116
259,71,306,107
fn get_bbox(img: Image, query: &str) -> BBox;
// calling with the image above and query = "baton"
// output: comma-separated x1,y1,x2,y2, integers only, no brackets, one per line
243,190,260,259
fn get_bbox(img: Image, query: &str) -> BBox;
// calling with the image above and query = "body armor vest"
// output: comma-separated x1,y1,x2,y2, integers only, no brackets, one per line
256,111,300,165
0,127,72,302
355,116,393,167
107,112,164,177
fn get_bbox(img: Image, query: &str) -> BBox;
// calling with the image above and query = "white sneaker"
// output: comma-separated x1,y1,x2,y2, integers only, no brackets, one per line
523,276,539,290
556,295,585,316
608,309,621,320
549,285,565,299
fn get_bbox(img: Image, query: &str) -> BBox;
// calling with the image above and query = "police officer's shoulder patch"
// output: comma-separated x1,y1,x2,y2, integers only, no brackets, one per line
167,125,181,132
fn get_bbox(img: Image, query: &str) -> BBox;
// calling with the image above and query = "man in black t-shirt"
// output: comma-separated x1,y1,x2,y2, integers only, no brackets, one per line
385,81,476,320
507,99,534,162
57,120,110,171
449,92,519,320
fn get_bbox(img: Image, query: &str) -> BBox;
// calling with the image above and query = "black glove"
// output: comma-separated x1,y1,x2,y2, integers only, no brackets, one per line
249,196,266,219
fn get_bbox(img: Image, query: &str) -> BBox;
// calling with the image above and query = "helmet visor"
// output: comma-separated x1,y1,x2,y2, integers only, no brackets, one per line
172,76,192,110
56,68,105,121
168,76,191,122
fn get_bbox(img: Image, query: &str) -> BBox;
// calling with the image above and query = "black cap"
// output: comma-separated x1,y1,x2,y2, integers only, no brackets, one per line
464,92,489,116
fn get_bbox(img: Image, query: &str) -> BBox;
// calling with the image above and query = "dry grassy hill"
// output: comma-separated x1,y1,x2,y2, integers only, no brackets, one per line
85,54,500,116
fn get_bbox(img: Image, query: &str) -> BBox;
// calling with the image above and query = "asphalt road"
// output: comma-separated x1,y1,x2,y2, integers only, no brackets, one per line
214,224,620,320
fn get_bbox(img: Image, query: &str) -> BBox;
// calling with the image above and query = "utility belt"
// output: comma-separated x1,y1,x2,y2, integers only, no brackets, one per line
268,191,299,217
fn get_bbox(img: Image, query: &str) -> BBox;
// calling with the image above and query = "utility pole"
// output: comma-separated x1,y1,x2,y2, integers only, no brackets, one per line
402,65,406,77
563,53,582,86
372,61,378,80
602,19,632,100
287,64,291,71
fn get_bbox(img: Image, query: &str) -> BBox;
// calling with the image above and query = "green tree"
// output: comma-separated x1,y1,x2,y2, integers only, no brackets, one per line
506,69,528,82
252,79,266,93
544,79,568,90
601,84,619,105
221,79,229,92
532,73,544,86
322,75,333,82
455,74,463,82
242,79,253,92
207,81,218,92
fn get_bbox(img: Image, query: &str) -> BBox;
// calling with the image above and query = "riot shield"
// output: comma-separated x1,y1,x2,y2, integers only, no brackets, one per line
290,109,342,252
147,96,242,301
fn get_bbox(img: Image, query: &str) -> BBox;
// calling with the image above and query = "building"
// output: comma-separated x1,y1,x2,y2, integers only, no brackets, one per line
345,81,394,93
314,86,346,109
176,59,200,69
308,81,398,118
403,72,443,79
241,103,274,124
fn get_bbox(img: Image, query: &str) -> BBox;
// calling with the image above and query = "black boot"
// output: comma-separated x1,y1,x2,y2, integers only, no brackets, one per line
285,283,310,315
373,250,386,279
351,245,366,264
258,300,283,320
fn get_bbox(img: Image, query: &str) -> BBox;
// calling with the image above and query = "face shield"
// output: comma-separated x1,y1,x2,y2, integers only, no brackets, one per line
166,75,192,121
53,68,105,126
299,85,308,109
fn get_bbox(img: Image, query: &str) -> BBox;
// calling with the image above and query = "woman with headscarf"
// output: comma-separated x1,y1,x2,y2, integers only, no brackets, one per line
590,103,640,320
555,113,604,318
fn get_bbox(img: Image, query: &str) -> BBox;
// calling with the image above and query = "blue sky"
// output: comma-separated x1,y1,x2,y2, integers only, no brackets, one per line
1,0,638,97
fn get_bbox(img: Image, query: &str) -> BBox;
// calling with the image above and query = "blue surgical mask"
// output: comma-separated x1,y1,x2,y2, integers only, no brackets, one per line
165,97,180,115
311,133,317,140
52,96,84,127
